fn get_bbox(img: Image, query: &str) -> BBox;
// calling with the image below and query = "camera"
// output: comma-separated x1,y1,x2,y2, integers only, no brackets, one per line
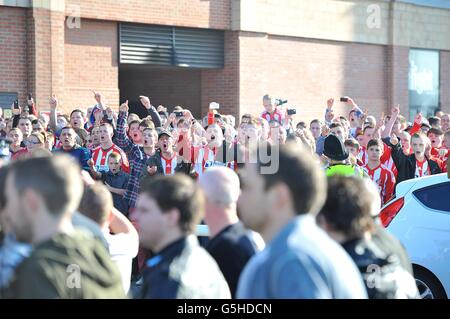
340,96,349,102
275,99,288,106
287,109,297,115
174,111,184,117
13,99,19,109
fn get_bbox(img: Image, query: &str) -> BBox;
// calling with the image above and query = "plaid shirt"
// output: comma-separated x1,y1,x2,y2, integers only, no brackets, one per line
116,111,151,209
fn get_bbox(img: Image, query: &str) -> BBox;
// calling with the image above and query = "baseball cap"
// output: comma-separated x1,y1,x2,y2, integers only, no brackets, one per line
157,128,172,139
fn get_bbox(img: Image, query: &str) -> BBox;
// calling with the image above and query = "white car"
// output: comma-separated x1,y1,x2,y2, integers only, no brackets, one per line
380,173,450,299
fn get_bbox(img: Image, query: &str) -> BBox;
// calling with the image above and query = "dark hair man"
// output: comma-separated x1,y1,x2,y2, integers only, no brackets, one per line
136,174,231,299
236,142,367,298
4,155,125,298
318,176,419,299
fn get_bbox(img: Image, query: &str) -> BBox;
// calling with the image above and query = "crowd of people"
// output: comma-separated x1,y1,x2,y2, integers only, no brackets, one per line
0,91,448,299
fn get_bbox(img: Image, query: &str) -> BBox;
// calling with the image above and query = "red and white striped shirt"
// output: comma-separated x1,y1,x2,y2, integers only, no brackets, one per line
160,153,178,176
191,146,236,178
91,144,130,174
359,144,398,177
261,108,284,124
415,158,430,178
363,163,396,205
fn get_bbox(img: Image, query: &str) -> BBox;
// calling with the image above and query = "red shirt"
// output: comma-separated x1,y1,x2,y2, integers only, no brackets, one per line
91,144,130,173
363,163,396,205
261,108,284,124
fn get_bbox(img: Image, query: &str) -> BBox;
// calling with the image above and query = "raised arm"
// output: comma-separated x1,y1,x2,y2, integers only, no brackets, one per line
49,95,58,132
109,206,138,240
115,100,136,155
382,105,400,139
139,96,162,128
383,134,408,173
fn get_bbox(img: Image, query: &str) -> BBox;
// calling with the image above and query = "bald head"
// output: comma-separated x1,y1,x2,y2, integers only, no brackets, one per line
198,167,240,208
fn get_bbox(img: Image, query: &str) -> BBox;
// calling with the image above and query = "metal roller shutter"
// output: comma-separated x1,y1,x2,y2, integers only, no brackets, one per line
120,23,224,69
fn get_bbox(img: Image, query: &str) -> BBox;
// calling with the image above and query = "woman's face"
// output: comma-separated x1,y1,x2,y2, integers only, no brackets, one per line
26,135,43,152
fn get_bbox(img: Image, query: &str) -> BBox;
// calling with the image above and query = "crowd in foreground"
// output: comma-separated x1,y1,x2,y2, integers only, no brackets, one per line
0,92,448,299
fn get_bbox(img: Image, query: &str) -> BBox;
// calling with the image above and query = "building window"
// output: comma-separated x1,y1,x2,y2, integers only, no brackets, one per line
408,49,440,120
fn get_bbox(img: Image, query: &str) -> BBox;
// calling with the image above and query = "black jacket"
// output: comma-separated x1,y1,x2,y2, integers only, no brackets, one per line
139,235,231,299
139,150,193,181
342,237,418,299
383,138,441,184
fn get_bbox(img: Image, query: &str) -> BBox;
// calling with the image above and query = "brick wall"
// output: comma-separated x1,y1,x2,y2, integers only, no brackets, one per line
119,66,202,118
386,45,409,117
64,18,118,114
239,32,389,125
0,6,28,105
441,51,450,114
65,0,231,30
201,31,240,119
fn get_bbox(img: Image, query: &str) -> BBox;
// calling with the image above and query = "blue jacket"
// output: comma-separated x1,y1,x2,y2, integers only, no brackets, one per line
236,215,367,299
53,145,91,171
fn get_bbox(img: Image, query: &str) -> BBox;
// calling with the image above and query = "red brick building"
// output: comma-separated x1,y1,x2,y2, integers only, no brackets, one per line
1,0,450,123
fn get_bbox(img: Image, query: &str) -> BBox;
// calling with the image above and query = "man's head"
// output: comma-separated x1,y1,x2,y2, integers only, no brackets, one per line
128,120,142,144
31,119,45,133
56,115,69,131
158,130,174,153
443,130,450,149
206,124,224,148
91,126,100,146
136,174,204,252
18,117,32,137
344,139,360,157
310,119,322,140
238,119,261,145
262,94,275,114
127,113,140,125
60,126,77,150
441,113,449,131
238,142,326,236
411,133,428,158
78,182,113,229
318,176,379,243
70,109,85,129
366,139,383,162
428,116,441,129
8,128,23,146
362,125,376,148
270,123,287,145
397,131,411,154
427,128,444,148
397,115,407,132
198,167,240,226
364,116,376,128
108,152,122,174
142,128,158,148
99,123,114,146
420,123,431,135
348,110,358,127
323,134,349,162
329,122,345,141
4,155,83,243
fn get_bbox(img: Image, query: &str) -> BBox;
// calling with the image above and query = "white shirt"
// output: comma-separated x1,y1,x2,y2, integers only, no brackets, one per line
104,232,139,294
